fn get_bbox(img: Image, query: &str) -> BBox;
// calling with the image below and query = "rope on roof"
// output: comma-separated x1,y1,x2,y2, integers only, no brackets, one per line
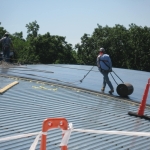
1,118,150,150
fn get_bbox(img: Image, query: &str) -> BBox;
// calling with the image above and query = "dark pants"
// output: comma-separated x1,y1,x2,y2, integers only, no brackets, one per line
3,47,10,62
0,53,2,61
100,70,114,90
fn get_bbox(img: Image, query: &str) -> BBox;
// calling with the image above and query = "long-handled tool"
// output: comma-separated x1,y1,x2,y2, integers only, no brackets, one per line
110,70,124,85
80,66,94,83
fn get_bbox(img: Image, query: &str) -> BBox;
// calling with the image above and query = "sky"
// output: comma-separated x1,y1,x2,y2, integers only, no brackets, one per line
1,0,150,47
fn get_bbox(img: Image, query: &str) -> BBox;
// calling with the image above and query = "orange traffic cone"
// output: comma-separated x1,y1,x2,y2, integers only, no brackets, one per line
137,82,150,116
128,78,150,120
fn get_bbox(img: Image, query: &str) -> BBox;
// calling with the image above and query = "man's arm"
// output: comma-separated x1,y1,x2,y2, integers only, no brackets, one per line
97,56,100,68
108,57,112,72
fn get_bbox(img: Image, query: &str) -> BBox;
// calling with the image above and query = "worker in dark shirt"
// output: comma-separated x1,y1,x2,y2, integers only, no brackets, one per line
0,32,13,62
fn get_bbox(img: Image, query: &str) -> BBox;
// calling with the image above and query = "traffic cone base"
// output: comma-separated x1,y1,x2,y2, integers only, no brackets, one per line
128,78,150,120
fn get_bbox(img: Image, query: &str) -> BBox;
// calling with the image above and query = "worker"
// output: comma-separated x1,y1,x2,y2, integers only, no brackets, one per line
0,32,13,62
97,47,114,94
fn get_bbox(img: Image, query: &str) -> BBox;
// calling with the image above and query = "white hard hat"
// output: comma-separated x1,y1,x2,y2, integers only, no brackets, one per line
99,47,105,52
5,32,9,35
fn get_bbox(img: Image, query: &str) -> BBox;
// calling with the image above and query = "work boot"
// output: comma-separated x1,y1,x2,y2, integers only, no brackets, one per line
101,87,105,92
109,89,114,94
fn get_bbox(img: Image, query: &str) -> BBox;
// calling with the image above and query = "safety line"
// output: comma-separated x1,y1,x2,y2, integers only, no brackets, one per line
0,132,40,142
1,127,150,150
73,129,150,137
0,127,149,139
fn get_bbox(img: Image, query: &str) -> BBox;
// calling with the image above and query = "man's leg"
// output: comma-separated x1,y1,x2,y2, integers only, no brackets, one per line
3,48,6,61
5,47,10,62
0,52,2,62
99,70,106,92
102,71,114,91
101,76,106,91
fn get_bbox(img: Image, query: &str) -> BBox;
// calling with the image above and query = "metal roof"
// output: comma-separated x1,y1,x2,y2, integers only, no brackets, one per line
0,64,150,150
0,64,150,103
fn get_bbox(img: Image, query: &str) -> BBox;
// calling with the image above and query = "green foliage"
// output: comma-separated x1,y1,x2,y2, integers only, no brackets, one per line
26,32,77,64
0,21,150,72
0,26,7,52
26,20,40,38
75,24,150,72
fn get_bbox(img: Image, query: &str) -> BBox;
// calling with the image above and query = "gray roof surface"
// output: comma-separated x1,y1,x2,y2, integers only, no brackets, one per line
0,64,150,150
0,64,150,103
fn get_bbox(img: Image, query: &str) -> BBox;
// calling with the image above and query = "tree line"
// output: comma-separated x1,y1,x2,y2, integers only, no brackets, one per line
0,21,150,72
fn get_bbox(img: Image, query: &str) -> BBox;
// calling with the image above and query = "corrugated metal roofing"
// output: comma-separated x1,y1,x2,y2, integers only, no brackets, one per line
0,64,150,103
0,64,150,150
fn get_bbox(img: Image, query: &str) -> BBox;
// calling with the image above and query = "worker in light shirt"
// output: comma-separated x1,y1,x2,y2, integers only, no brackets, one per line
97,47,114,94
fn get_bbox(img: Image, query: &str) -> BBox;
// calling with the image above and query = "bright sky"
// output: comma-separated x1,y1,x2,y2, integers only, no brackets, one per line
1,0,150,47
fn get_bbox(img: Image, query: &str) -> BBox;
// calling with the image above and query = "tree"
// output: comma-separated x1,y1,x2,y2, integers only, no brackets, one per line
128,24,150,71
75,24,150,72
1,22,150,71
26,20,40,38
13,32,23,39
0,25,7,52
75,34,97,65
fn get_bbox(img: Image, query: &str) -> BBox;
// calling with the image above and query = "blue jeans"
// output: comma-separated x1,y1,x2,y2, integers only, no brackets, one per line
100,70,114,90
3,47,10,62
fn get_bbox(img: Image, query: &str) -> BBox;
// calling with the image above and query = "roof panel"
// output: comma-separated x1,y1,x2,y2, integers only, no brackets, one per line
0,64,149,104
0,65,150,150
